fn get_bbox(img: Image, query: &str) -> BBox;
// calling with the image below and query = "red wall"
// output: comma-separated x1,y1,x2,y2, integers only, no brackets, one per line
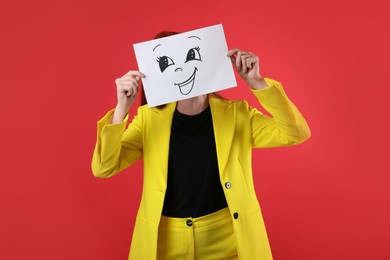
1,0,389,259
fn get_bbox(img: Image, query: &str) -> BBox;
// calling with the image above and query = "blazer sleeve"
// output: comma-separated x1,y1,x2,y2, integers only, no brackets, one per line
91,106,144,178
248,78,311,148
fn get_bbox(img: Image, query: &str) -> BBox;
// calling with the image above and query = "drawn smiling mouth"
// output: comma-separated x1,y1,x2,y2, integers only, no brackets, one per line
174,67,198,95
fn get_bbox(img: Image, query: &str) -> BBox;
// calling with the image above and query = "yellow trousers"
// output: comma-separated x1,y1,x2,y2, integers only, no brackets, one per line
157,207,238,260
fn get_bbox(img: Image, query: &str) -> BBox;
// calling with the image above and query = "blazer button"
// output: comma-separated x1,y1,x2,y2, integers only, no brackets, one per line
186,219,193,227
225,182,231,189
233,212,239,219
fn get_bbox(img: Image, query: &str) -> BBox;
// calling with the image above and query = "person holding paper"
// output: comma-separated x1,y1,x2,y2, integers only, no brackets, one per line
92,31,311,260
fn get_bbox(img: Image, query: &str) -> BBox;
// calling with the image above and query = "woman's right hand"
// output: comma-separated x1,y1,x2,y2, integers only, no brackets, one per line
111,70,145,124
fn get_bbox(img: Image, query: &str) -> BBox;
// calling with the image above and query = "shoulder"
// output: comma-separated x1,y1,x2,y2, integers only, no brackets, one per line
209,95,251,111
135,102,176,119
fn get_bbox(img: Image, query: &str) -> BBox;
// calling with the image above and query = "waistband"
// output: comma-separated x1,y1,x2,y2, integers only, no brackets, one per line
159,207,231,228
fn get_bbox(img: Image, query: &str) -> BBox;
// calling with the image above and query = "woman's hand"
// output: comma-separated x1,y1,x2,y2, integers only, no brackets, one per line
227,49,268,90
111,70,145,124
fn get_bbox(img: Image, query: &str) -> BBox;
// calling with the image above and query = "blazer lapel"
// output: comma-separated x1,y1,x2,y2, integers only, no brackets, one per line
209,95,235,177
150,103,176,187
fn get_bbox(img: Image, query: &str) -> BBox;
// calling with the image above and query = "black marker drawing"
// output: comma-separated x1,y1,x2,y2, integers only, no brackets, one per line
155,36,203,96
174,67,198,95
156,56,175,72
152,44,161,52
185,46,202,63
188,35,201,40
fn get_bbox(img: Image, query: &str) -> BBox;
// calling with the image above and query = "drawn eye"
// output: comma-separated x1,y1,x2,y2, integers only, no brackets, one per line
185,47,201,62
156,56,175,73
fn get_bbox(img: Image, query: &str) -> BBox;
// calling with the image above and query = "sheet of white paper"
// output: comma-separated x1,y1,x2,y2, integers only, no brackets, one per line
133,24,237,107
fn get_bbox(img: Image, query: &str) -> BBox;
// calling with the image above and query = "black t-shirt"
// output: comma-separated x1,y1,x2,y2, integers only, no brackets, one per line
161,106,228,218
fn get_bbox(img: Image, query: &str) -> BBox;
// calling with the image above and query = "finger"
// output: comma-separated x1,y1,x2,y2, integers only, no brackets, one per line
227,48,240,57
124,70,145,78
236,51,243,70
128,85,138,97
119,83,134,90
133,71,145,78
120,80,136,91
229,54,236,65
128,76,139,87
246,58,251,70
248,56,259,70
117,81,137,92
120,74,134,80
238,51,250,70
118,76,139,88
121,74,142,82
129,81,138,91
117,76,132,84
241,54,253,70
118,82,132,87
124,70,135,76
120,85,132,96
125,85,135,97
247,56,255,70
241,55,248,74
241,54,251,68
121,83,132,96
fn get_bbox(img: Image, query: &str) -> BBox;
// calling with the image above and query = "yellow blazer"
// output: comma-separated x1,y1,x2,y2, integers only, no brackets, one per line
92,78,311,259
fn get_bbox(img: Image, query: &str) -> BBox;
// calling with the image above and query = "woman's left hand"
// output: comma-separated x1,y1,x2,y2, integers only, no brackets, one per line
227,49,268,90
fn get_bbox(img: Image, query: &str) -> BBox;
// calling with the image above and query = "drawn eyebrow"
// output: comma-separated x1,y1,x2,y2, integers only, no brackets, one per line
188,36,201,40
153,44,161,52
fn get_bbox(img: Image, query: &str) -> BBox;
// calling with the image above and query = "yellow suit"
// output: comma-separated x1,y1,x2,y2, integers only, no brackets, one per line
92,78,311,259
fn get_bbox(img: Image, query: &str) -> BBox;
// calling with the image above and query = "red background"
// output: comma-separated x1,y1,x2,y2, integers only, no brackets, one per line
1,0,389,259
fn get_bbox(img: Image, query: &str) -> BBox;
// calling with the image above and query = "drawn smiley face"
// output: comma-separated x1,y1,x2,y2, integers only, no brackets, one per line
154,36,203,95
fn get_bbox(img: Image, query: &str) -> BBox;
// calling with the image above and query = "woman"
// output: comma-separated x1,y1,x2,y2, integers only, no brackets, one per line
91,31,311,260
